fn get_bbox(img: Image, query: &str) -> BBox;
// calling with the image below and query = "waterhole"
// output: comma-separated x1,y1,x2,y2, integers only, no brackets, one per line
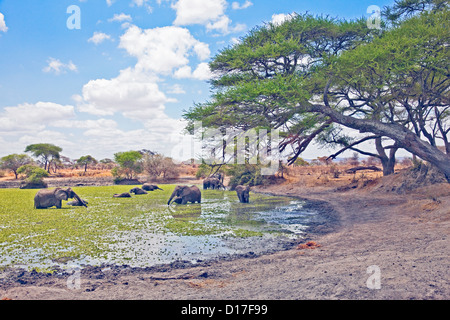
0,187,327,270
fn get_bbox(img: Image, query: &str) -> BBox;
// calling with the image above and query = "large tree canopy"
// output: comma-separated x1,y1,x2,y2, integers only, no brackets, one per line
24,143,63,173
184,1,449,180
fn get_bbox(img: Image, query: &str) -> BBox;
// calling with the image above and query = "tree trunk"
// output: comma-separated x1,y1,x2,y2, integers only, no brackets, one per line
309,104,450,181
375,137,397,176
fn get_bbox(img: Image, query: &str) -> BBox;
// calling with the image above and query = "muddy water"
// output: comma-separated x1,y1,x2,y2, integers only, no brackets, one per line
75,192,326,268
3,191,328,270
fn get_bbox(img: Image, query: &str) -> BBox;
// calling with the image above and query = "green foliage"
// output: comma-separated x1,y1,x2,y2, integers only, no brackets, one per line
183,3,449,178
17,165,49,184
226,164,263,189
293,157,309,166
113,151,143,180
0,154,33,179
195,163,212,179
24,143,62,172
76,155,97,172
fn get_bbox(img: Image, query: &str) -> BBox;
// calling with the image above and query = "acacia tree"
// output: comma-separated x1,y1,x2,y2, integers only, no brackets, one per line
113,151,143,180
24,143,62,173
184,2,450,181
76,155,98,173
0,154,33,179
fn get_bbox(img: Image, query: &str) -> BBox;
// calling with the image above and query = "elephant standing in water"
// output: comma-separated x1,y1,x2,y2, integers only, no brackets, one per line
203,177,225,190
235,185,250,203
34,187,87,209
168,185,201,205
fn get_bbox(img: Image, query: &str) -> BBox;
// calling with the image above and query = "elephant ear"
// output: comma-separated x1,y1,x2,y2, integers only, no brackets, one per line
55,189,69,201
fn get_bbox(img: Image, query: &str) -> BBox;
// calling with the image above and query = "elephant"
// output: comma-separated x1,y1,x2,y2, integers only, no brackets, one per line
130,187,148,195
203,177,224,190
168,185,201,205
142,183,164,191
113,192,132,198
235,185,250,203
67,198,89,206
34,187,87,209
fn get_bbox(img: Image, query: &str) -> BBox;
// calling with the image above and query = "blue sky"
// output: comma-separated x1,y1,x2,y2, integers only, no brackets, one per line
0,0,396,161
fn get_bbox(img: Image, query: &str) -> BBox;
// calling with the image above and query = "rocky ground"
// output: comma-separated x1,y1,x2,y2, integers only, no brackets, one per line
0,170,449,300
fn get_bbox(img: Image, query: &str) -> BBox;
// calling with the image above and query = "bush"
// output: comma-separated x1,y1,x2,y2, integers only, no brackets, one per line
195,164,212,179
226,164,263,190
113,151,143,180
142,153,179,179
17,164,49,186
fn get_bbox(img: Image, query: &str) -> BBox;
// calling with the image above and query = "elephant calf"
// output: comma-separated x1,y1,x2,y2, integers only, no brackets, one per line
235,185,250,203
113,192,132,198
67,198,89,206
130,187,148,195
142,183,163,191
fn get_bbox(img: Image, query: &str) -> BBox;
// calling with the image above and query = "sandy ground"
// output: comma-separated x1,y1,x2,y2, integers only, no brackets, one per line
1,178,449,300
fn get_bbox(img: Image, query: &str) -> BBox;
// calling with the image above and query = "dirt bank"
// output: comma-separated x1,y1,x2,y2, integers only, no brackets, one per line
1,178,449,300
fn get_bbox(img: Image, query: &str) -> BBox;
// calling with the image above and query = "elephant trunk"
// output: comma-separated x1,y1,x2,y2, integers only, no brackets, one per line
167,190,176,205
73,191,88,208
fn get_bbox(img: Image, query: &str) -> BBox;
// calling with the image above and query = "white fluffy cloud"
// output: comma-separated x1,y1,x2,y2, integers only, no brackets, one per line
232,1,253,10
171,0,245,34
0,102,75,133
80,67,169,119
79,24,211,120
119,25,210,75
108,13,133,23
174,62,212,81
88,32,112,45
271,13,296,26
43,58,77,75
172,0,226,25
0,12,7,33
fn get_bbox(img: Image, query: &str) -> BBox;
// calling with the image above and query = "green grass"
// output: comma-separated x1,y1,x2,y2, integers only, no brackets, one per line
0,185,298,269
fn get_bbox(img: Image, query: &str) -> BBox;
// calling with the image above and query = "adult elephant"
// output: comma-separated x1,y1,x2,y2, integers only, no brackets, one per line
235,185,250,203
142,183,163,191
34,187,87,209
203,177,224,190
168,185,201,205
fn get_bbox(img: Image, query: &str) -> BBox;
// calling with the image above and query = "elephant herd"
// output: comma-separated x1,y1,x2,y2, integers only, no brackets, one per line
34,180,251,209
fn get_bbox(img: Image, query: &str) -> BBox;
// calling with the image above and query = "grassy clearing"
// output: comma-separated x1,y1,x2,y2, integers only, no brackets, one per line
0,185,301,269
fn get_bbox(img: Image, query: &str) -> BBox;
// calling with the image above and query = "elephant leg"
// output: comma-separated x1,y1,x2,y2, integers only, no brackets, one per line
57,200,62,209
181,198,188,205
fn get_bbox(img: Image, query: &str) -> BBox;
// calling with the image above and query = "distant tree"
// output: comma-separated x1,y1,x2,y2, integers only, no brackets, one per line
24,143,62,173
348,152,360,167
113,151,143,180
0,154,33,179
293,157,309,167
142,153,180,179
99,158,116,170
60,156,76,170
76,155,98,173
